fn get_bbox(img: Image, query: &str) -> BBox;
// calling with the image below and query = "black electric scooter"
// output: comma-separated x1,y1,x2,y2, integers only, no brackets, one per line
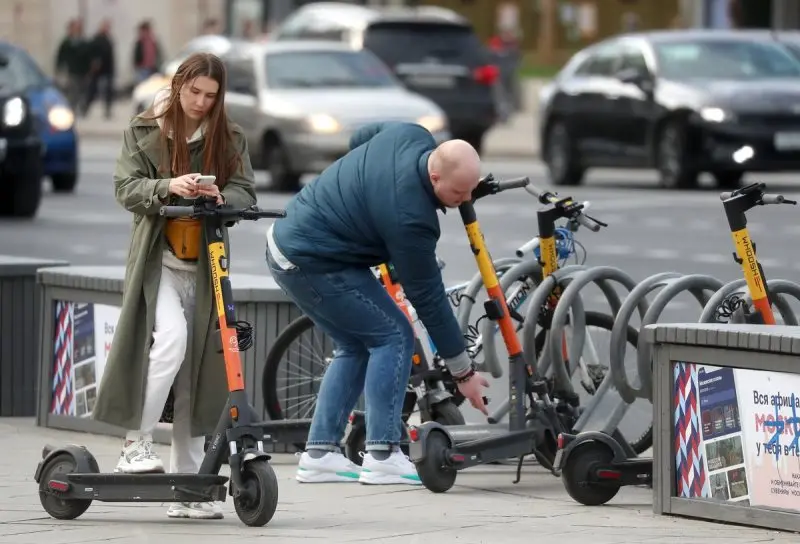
555,182,795,506
34,198,286,527
408,177,609,493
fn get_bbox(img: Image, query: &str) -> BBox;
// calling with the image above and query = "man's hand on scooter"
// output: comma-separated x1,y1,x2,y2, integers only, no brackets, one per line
456,370,490,415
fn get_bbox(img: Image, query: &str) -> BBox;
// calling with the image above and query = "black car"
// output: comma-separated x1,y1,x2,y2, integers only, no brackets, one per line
272,2,498,153
538,30,800,189
0,52,43,217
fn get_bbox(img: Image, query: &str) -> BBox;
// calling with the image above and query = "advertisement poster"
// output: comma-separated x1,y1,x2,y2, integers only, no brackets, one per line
673,361,800,512
51,300,121,418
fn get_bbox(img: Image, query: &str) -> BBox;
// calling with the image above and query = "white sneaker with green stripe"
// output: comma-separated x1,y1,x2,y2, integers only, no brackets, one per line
359,450,422,485
295,451,361,483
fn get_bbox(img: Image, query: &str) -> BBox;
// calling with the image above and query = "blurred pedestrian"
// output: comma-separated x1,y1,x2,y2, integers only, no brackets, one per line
92,52,257,520
133,20,163,83
84,19,116,119
267,123,490,485
55,19,91,111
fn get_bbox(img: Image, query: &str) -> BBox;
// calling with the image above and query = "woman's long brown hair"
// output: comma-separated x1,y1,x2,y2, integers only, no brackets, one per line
143,52,242,188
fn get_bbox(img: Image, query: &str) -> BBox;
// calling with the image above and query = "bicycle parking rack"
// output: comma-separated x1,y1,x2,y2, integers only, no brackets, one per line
698,278,800,326
561,272,723,438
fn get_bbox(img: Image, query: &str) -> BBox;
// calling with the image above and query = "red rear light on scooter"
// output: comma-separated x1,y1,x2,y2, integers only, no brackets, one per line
48,479,70,492
596,469,621,480
557,433,565,450
408,426,419,442
473,65,499,85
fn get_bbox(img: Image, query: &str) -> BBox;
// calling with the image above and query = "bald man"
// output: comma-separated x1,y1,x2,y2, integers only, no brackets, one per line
266,121,489,485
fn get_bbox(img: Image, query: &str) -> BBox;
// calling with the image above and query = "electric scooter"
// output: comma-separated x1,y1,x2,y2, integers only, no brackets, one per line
555,182,796,506
34,198,286,527
408,176,608,493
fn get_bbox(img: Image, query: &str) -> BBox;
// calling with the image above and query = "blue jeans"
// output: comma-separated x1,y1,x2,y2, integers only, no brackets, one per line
266,248,414,451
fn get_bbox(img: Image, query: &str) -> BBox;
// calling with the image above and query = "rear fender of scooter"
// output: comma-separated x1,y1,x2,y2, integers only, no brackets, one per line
408,421,452,463
35,444,100,483
558,431,629,471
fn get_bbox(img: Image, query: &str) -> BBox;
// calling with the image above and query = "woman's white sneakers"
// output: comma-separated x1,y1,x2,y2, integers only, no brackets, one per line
295,450,421,485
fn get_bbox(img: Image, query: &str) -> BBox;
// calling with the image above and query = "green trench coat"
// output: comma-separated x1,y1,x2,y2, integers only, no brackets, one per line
91,115,257,437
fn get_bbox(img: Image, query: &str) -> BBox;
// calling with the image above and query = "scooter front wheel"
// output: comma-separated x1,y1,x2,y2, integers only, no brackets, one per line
233,459,279,527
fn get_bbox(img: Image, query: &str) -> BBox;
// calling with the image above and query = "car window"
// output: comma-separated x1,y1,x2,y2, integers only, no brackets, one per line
266,51,398,89
618,46,649,74
225,56,256,94
0,49,47,93
573,43,622,76
362,22,488,68
265,50,398,89
654,39,800,80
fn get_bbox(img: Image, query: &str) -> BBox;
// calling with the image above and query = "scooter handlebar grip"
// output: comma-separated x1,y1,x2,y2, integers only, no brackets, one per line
159,206,196,218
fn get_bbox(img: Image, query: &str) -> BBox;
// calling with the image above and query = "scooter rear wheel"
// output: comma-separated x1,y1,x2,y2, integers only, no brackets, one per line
414,430,457,493
233,459,279,527
561,442,620,506
38,454,92,520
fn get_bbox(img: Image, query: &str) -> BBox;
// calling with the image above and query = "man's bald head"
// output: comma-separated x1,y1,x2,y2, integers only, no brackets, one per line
428,139,481,208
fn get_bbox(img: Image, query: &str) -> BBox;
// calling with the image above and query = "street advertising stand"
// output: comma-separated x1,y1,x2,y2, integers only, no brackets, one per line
0,256,69,416
648,322,800,533
33,266,323,453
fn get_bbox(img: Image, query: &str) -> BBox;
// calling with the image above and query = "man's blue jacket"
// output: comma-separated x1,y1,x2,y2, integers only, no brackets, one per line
271,122,466,360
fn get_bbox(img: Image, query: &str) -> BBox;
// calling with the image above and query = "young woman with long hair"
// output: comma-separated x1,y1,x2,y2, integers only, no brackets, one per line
91,52,257,520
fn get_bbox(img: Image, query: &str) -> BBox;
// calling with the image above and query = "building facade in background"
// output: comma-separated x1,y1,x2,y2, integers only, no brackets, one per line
1,0,226,88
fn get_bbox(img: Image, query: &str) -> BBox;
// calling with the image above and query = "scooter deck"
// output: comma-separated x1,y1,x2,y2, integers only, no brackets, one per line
49,473,229,502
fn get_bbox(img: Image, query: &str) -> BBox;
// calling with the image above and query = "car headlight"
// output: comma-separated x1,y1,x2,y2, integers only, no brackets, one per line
3,96,25,127
48,105,75,131
417,115,446,133
307,113,341,134
700,107,735,123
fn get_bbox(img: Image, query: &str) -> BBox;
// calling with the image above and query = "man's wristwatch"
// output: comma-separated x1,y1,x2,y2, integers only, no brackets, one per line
452,363,477,384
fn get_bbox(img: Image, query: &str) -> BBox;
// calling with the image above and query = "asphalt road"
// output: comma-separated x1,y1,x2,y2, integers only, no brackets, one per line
4,138,800,434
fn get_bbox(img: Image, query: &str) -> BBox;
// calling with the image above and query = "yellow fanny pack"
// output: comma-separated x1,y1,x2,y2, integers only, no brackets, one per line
164,218,202,261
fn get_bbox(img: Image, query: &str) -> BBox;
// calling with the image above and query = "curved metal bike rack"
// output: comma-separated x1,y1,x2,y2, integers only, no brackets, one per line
698,278,800,326
481,263,592,379
544,266,646,396
635,274,725,401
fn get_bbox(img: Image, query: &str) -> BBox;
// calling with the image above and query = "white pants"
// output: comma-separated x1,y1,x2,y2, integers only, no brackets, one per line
130,263,205,473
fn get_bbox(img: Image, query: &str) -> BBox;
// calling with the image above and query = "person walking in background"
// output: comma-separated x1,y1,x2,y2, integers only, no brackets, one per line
55,19,91,111
84,19,116,119
133,20,163,84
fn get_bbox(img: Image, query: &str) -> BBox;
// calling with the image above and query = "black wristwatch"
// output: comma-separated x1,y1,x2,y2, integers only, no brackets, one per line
452,363,477,384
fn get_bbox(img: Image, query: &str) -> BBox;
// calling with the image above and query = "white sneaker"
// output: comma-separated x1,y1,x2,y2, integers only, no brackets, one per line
359,450,421,485
114,435,165,473
167,502,224,519
295,451,361,483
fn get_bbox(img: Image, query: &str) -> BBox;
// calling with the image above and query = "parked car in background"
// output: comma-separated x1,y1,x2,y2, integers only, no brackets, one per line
0,41,78,201
538,30,800,189
222,40,449,191
131,35,243,114
271,2,497,154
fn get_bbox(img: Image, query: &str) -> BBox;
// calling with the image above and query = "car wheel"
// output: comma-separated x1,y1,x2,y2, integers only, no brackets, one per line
0,169,43,218
657,120,698,189
545,121,584,186
711,170,743,189
264,137,301,192
51,171,78,193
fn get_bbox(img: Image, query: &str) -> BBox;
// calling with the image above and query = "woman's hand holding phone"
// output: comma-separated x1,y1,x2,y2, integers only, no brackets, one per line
194,175,223,204
168,173,200,198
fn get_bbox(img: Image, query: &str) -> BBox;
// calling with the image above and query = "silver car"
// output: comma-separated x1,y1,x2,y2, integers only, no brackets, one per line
226,40,449,191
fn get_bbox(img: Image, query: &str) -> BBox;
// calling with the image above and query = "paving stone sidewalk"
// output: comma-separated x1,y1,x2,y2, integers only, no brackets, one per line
0,418,795,543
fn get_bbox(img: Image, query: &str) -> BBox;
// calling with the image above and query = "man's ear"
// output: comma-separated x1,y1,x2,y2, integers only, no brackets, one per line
430,172,440,184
